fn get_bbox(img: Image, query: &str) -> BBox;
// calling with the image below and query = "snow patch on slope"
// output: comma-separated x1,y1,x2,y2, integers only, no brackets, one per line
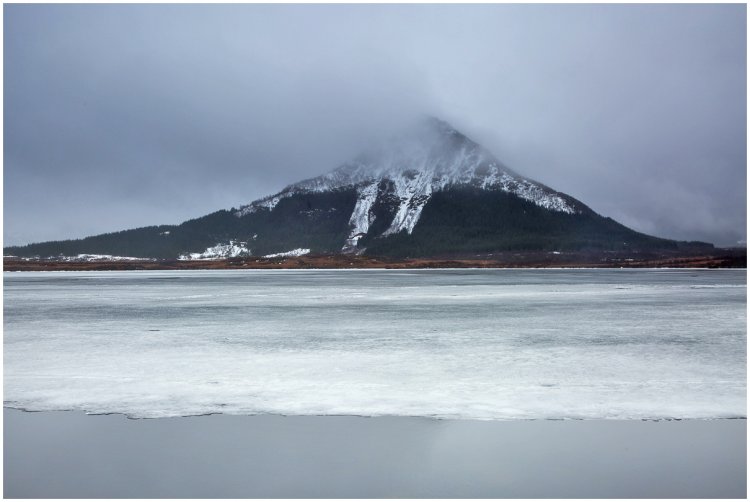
383,170,433,236
495,173,574,214
343,182,379,252
236,194,289,216
263,248,311,258
179,241,251,260
51,254,154,262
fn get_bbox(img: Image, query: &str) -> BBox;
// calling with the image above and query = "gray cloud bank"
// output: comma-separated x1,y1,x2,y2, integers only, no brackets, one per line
4,4,746,247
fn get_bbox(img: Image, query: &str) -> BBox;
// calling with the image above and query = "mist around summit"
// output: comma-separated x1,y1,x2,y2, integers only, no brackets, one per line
4,4,746,247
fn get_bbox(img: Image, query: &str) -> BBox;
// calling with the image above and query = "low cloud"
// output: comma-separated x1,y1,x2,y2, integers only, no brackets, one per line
4,4,745,247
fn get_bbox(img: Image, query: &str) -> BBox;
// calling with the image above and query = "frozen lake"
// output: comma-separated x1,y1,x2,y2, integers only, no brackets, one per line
4,269,746,419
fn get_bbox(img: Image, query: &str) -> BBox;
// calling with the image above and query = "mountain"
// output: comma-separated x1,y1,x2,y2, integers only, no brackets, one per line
4,117,712,260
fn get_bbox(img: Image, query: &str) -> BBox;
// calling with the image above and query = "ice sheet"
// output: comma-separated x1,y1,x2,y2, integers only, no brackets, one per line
4,269,746,419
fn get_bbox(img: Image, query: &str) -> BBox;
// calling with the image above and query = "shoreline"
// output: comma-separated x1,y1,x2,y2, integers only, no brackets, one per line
4,408,746,498
4,248,746,271
4,266,749,273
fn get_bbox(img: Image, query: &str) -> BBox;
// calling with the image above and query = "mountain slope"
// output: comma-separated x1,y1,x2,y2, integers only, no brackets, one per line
4,117,713,259
235,118,579,250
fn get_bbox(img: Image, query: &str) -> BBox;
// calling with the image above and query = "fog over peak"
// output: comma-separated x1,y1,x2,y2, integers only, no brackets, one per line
4,3,746,247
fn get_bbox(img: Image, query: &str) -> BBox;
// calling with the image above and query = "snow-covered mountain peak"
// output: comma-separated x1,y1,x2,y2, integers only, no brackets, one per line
337,117,495,180
235,118,579,250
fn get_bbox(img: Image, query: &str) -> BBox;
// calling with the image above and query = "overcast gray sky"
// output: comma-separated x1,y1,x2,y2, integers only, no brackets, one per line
4,4,746,247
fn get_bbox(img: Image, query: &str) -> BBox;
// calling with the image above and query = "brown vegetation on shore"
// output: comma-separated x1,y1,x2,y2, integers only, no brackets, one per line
4,249,745,272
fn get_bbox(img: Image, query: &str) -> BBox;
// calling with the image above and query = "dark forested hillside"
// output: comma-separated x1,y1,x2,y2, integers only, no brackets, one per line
5,189,358,258
6,186,712,259
360,188,709,257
